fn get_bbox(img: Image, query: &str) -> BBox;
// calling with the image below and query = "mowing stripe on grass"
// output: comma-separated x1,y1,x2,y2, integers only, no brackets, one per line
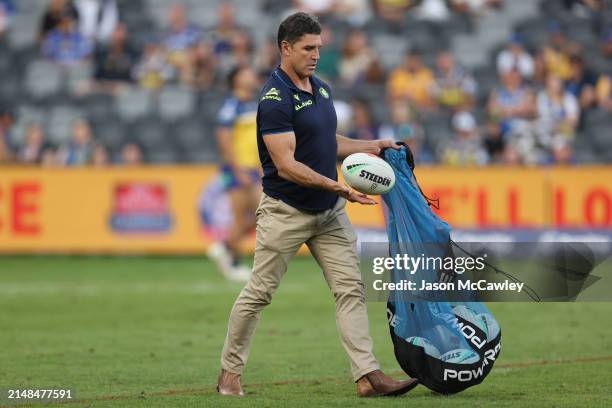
5,355,609,408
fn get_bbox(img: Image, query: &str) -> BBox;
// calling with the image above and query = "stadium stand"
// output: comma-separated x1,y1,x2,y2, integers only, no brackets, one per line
0,0,610,166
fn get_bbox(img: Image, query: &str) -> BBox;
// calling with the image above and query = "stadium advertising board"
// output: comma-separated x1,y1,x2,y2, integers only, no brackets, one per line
419,167,612,229
0,166,610,254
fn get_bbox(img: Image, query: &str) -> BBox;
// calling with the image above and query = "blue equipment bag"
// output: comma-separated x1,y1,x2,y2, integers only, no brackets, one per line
381,146,501,394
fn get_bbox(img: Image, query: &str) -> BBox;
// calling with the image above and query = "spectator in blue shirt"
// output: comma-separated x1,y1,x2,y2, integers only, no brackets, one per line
42,12,92,66
207,1,246,56
39,0,79,41
0,0,15,15
0,0,15,37
347,99,381,141
58,119,94,166
163,3,202,72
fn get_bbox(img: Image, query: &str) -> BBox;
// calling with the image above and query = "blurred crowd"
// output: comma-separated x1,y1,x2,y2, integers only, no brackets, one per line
0,0,611,167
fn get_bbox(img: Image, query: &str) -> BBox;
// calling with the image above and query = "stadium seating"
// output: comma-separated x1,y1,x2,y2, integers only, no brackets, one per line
65,63,94,96
158,86,196,122
0,0,609,165
421,113,453,153
128,115,167,150
83,94,114,124
114,87,155,122
25,60,63,101
175,119,208,152
46,105,85,144
92,116,127,152
7,15,39,51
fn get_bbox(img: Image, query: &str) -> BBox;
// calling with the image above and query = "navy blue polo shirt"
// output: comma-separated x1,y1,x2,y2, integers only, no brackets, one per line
256,67,338,213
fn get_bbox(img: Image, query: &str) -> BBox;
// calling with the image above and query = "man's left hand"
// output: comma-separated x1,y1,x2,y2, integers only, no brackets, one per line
372,139,400,155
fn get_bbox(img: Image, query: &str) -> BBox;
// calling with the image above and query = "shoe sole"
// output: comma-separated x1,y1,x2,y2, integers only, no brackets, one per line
358,378,419,398
384,378,419,397
216,385,245,397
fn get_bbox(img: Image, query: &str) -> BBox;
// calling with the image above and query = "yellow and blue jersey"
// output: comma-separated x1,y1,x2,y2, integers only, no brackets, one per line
217,97,259,169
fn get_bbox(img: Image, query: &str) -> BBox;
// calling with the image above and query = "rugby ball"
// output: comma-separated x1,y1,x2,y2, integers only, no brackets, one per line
440,348,480,364
428,324,463,350
452,305,488,334
406,336,441,358
341,153,395,195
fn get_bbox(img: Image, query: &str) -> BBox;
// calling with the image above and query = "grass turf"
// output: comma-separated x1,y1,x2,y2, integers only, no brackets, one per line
0,256,611,407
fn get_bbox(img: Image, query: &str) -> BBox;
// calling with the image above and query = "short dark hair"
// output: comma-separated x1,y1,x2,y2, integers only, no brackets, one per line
277,12,321,50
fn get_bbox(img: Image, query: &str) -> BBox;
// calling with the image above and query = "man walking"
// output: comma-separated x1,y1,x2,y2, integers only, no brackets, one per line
217,12,419,398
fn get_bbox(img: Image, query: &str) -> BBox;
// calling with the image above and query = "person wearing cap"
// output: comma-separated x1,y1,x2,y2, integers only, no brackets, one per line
539,21,574,81
441,111,488,166
497,33,534,79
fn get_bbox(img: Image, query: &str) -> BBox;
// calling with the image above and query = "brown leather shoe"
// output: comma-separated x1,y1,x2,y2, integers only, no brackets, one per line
217,369,245,397
356,370,418,397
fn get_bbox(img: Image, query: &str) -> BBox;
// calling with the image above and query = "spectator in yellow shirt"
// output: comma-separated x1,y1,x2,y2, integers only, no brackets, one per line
387,47,435,110
596,74,612,111
373,0,417,24
534,22,575,83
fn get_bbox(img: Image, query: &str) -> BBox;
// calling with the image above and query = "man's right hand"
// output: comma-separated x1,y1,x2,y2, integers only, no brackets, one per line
334,182,377,205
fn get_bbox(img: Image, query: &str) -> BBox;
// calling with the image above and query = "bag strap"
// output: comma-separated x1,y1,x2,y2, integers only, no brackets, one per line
380,143,439,209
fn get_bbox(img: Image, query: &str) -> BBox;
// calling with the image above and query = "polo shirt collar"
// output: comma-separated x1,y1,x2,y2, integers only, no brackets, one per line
274,66,319,94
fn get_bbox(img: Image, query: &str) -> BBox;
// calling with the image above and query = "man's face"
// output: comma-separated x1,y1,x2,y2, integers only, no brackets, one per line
282,34,322,78
111,24,127,45
509,42,522,54
26,125,44,145
169,5,186,31
437,52,453,73
72,121,91,146
59,16,74,32
218,2,235,27
406,54,422,72
546,75,562,95
503,70,521,89
570,61,584,76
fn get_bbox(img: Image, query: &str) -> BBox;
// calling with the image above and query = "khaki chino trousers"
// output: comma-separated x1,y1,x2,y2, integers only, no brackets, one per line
220,193,380,381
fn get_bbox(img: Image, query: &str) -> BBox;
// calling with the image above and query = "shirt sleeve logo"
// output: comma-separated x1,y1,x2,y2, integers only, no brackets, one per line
319,87,329,99
261,87,282,101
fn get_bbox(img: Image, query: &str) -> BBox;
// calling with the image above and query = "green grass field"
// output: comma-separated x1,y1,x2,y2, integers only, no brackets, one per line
1,256,611,407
